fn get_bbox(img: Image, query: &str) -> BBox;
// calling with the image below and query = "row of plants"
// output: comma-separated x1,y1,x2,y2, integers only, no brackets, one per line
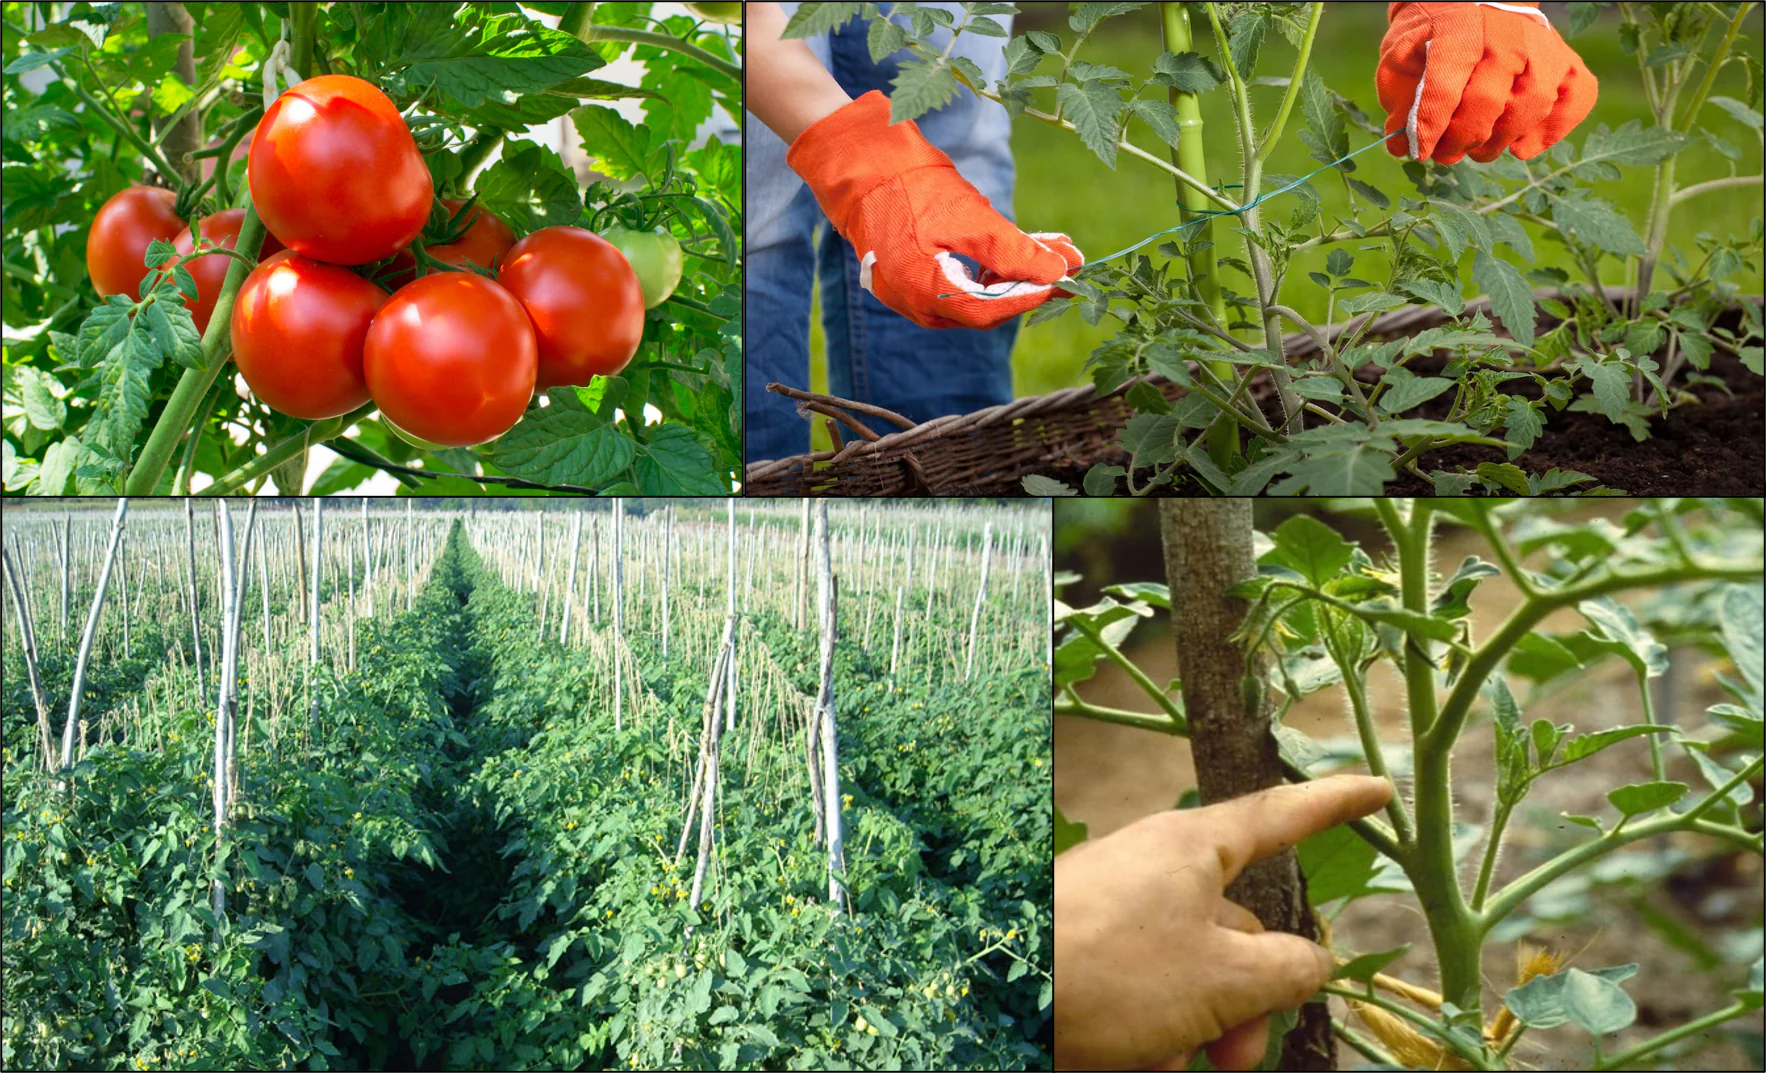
5,518,1053,1069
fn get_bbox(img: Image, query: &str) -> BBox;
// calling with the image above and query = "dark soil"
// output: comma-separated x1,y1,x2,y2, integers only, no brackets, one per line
1382,347,1763,495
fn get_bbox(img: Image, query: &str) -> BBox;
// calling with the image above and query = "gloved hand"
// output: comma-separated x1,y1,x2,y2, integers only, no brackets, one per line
786,90,1082,330
1377,1,1598,165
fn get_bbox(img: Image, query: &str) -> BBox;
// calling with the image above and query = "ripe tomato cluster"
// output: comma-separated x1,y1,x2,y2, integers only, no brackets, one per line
86,73,664,449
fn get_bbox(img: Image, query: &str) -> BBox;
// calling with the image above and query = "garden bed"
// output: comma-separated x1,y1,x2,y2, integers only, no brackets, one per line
751,291,1764,497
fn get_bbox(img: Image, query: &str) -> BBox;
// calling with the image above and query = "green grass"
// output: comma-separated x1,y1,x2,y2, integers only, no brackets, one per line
797,3,1761,443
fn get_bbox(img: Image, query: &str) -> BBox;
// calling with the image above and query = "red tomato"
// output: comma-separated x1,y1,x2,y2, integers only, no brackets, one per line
230,251,387,420
87,186,184,297
362,273,536,446
496,226,645,388
171,209,285,334
248,74,432,265
384,198,518,284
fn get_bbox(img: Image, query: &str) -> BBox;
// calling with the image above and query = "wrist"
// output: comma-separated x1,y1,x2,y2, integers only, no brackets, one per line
746,2,853,144
785,91,953,227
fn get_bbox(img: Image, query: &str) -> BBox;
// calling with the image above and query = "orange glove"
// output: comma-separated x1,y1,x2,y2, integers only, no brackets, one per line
1377,2,1598,165
786,90,1082,330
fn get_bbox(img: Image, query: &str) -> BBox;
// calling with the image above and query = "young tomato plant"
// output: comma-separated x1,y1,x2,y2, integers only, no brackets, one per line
792,2,1764,495
1056,498,1764,1070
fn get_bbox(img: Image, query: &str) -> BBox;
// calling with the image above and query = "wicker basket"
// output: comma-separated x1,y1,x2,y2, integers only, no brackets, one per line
744,296,1529,497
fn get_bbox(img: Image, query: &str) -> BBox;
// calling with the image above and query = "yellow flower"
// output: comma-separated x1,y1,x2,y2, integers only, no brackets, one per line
353,812,361,820
1006,928,1017,940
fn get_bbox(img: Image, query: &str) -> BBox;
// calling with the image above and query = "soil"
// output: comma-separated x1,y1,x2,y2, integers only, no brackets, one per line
1381,347,1763,496
1014,300,1764,497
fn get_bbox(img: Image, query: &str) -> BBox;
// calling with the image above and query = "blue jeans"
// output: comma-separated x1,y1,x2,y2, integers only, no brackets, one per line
745,3,1018,463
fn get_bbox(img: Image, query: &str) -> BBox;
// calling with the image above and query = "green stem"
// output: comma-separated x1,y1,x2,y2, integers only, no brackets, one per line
457,128,505,184
1480,755,1766,932
1321,986,1496,1070
173,379,224,495
197,405,375,497
1670,173,1765,205
1069,618,1186,726
1426,560,1765,759
1269,303,1372,416
1205,2,1301,430
1593,999,1755,1071
584,26,741,80
1329,635,1414,843
289,1,317,79
1376,500,1483,1012
1469,799,1514,911
1253,2,1324,164
1054,692,1186,735
68,76,181,181
963,80,1237,210
1466,506,1536,599
124,199,268,496
1333,1023,1399,1068
1674,3,1755,134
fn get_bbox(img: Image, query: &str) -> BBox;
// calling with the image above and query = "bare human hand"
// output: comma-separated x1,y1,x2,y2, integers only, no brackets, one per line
1053,775,1395,1071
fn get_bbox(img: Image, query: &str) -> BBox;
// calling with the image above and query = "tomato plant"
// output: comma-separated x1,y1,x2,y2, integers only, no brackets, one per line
85,186,184,298
4,2,742,495
793,2,1764,497
248,74,433,265
1056,497,1765,1070
604,225,686,309
173,209,285,334
230,250,385,421
363,272,537,447
498,225,647,387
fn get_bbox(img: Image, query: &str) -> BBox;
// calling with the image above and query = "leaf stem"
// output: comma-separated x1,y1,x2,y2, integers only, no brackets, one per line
197,405,375,496
1480,754,1765,932
1593,998,1756,1071
1054,691,1186,735
584,25,741,80
1068,618,1186,725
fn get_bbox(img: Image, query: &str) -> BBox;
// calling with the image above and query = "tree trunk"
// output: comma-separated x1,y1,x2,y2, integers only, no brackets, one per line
1158,500,1333,1071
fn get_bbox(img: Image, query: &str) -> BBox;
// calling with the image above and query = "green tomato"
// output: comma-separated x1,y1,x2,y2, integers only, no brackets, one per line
602,225,685,309
684,2,742,23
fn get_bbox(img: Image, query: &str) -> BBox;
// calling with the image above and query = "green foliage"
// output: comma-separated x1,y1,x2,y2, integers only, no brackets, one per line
4,516,1050,1070
3,1,741,495
837,2,1761,496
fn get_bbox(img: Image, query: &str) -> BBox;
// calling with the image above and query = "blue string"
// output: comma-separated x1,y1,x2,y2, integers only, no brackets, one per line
936,139,1390,301
1081,139,1389,267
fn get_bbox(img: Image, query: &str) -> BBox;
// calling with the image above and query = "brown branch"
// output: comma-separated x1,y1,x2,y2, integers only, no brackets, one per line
766,382,918,430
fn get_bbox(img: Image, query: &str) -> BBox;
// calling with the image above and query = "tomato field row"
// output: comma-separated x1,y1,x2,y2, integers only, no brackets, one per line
3,499,1052,1070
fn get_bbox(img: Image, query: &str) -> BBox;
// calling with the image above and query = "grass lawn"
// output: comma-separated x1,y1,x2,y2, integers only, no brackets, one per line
797,2,1762,435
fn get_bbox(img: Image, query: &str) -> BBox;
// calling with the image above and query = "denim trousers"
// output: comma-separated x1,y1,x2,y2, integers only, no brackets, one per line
745,3,1017,463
